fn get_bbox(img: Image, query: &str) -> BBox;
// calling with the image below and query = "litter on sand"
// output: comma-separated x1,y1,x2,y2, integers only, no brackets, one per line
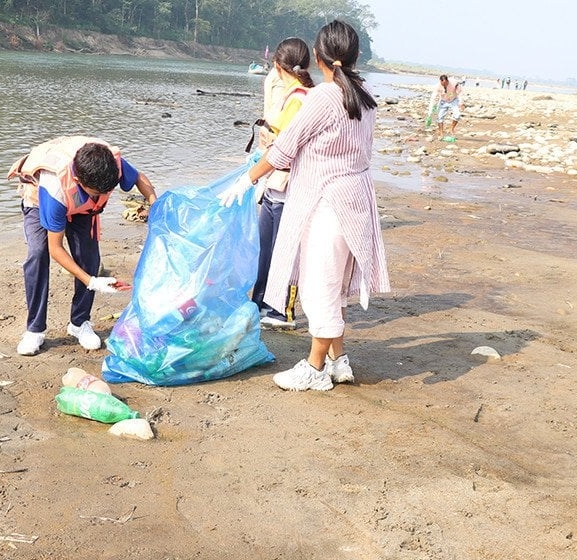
471,346,501,359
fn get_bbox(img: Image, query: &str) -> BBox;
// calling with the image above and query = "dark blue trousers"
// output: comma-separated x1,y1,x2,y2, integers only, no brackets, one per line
251,196,296,321
22,206,100,332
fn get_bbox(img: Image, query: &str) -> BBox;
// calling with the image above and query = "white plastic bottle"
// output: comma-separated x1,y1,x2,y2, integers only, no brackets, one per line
62,367,112,394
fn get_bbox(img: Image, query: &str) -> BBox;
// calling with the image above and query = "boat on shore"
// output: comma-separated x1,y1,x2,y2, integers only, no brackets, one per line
248,62,268,75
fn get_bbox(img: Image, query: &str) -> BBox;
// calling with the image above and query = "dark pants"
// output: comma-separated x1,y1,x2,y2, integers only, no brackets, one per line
22,206,100,332
251,196,296,321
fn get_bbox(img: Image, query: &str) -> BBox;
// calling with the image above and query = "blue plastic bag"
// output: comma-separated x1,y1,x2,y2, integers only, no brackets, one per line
102,166,274,386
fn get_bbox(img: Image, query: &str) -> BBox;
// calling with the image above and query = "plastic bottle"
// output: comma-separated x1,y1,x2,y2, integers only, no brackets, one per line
62,367,112,394
55,386,140,424
151,297,198,334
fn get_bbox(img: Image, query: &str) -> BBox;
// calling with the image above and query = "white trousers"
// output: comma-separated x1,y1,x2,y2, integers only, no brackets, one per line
299,199,353,339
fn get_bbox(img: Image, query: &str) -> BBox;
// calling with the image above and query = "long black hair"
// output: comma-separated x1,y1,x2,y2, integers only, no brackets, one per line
314,20,377,120
274,37,315,89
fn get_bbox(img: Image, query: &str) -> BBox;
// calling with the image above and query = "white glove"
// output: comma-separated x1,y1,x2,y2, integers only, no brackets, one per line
87,276,118,294
217,172,254,207
254,180,266,204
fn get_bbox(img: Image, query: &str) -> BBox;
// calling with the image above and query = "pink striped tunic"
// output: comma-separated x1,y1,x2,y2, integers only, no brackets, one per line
264,81,390,313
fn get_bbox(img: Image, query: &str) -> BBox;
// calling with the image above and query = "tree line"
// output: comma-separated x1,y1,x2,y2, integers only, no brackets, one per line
0,0,378,62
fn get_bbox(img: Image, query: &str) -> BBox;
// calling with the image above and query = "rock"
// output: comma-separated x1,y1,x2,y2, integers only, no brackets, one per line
487,143,520,154
471,346,501,359
384,97,399,105
109,418,155,440
525,164,554,174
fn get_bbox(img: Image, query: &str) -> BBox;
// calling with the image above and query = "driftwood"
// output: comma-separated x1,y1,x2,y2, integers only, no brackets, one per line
195,88,253,97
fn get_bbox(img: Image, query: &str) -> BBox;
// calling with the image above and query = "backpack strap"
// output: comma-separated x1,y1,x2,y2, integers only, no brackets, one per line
245,118,274,153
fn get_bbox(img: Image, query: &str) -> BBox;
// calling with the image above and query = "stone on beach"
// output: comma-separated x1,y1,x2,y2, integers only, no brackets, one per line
375,84,577,177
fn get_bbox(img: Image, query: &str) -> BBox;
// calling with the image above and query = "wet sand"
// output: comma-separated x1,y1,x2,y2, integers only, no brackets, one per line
0,85,576,559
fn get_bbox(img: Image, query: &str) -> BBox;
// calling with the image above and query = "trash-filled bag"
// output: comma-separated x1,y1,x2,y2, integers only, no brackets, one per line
102,166,274,386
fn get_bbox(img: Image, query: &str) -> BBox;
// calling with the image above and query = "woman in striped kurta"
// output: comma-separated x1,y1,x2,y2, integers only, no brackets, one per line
219,20,390,391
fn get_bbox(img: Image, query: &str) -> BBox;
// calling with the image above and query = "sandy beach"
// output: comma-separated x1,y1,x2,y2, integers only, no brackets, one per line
0,84,576,559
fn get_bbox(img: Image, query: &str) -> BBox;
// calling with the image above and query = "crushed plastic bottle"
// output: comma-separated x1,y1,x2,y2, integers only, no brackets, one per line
62,367,112,394
55,387,139,424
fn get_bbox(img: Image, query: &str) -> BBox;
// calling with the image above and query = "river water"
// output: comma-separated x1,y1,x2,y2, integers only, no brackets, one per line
3,51,567,231
0,50,436,229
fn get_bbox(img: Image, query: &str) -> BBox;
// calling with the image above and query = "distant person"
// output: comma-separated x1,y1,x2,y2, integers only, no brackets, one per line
523,79,528,90
427,74,464,140
506,76,511,88
7,136,158,356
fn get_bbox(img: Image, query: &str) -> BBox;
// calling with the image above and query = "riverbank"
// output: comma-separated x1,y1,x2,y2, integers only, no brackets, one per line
0,21,264,63
0,82,576,559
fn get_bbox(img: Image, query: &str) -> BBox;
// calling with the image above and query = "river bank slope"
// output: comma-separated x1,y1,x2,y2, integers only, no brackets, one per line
0,21,264,63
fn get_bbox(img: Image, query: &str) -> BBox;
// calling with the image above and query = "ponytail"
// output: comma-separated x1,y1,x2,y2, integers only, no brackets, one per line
314,21,377,120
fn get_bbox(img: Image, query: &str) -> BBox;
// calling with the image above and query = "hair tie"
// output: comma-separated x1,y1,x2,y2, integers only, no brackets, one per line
292,65,301,72
332,60,342,67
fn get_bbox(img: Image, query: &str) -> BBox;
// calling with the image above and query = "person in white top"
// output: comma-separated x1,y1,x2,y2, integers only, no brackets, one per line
427,74,464,140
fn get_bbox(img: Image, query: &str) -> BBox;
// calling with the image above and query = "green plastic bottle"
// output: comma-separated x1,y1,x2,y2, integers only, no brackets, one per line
55,387,139,424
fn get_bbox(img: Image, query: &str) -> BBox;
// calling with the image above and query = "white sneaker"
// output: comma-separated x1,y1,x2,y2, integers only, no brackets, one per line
273,359,333,391
260,316,296,330
259,306,272,318
326,354,355,384
67,321,101,350
17,331,46,356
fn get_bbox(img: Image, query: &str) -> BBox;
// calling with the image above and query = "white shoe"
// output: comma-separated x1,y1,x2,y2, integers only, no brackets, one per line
326,354,355,383
67,321,101,350
260,315,296,330
17,331,46,356
273,359,333,391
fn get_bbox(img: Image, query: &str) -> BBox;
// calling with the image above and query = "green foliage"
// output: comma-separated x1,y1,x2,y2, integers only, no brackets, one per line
0,0,376,59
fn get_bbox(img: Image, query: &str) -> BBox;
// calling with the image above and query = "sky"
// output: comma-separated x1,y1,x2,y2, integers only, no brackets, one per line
364,0,575,83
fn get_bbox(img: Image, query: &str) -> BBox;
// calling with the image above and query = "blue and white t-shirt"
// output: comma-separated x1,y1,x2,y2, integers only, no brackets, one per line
36,158,139,232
